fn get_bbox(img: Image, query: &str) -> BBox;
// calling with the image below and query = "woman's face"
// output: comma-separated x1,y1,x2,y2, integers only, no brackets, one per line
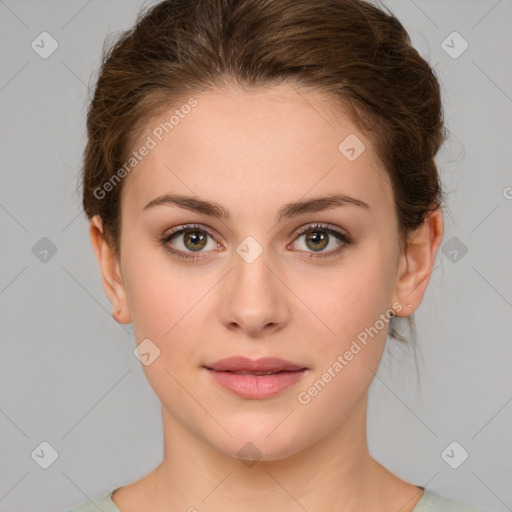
111,83,409,460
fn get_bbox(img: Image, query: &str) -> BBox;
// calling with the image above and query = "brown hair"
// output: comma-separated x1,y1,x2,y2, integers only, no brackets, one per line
80,0,447,347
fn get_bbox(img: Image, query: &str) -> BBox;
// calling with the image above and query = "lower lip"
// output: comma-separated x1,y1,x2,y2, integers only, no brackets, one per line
205,368,307,399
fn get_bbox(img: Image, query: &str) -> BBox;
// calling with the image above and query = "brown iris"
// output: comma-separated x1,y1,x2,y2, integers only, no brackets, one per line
183,230,208,251
305,230,329,251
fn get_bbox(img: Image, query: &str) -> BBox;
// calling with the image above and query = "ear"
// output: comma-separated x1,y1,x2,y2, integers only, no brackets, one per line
89,215,132,324
391,208,444,316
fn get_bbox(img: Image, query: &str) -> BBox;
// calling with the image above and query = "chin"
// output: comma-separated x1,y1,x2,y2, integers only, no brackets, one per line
208,426,309,464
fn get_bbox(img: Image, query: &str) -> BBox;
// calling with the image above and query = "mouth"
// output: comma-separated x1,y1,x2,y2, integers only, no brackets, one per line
203,357,308,399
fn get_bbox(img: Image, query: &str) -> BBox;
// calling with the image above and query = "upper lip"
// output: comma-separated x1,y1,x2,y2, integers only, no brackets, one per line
204,356,307,373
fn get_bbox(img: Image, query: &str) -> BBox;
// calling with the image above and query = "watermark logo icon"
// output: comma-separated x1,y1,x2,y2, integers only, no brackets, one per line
338,134,366,161
31,441,59,469
441,441,469,469
134,338,161,366
31,32,59,59
441,31,468,59
236,442,262,468
32,237,58,263
442,236,468,263
236,236,263,264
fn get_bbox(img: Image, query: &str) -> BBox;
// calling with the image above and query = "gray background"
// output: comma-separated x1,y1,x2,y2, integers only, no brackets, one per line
0,1,511,511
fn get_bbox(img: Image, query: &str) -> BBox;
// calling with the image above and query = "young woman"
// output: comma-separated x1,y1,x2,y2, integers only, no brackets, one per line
68,0,490,511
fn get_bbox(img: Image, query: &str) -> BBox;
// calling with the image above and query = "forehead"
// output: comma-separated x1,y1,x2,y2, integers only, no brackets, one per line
121,83,393,219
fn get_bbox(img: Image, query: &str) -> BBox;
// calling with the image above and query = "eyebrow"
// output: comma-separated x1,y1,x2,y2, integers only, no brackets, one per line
142,193,370,222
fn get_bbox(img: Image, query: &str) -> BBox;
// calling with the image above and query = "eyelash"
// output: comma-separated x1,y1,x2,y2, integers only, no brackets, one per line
158,223,352,262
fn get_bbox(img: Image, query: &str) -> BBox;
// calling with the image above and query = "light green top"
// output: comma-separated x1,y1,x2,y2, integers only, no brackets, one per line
66,486,490,512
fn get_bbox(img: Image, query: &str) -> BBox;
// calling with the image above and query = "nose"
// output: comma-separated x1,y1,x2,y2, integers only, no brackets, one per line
217,246,291,338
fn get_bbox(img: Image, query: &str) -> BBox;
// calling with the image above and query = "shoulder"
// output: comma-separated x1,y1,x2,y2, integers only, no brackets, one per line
414,488,491,512
64,488,121,512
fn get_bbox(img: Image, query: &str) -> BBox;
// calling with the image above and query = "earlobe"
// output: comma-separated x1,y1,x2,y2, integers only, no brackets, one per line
391,208,444,317
89,215,132,324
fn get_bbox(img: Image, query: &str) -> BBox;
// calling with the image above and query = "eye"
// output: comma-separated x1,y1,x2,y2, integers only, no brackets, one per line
159,222,352,261
290,223,352,259
159,224,219,261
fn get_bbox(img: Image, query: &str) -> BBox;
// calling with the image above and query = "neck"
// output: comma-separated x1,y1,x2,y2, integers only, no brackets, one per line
132,393,416,512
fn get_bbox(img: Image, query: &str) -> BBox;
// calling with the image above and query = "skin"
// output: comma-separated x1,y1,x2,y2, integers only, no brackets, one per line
90,82,443,512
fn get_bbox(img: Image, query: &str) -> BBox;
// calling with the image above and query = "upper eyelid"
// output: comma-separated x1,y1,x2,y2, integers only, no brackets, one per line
165,223,217,241
295,222,345,236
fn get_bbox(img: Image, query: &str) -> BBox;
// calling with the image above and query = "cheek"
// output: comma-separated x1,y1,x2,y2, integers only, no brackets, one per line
127,266,198,342
301,252,393,341
123,256,206,403
122,234,189,319
291,262,392,422
291,239,397,401
122,244,220,374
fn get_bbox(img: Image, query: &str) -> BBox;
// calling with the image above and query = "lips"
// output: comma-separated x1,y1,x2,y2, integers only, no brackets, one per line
204,356,307,373
204,356,308,399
